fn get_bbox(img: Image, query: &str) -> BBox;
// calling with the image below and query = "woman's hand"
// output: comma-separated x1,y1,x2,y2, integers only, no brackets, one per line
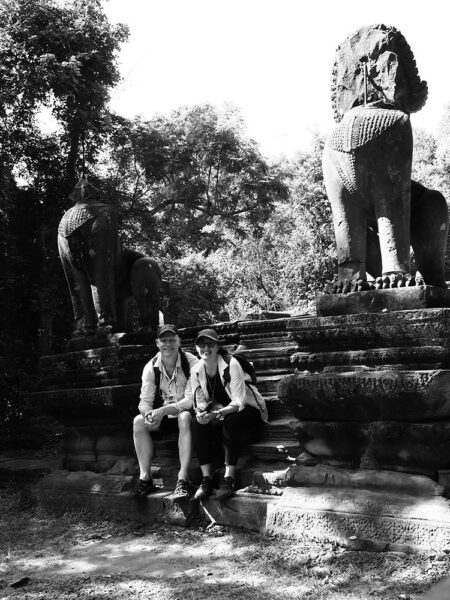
196,410,215,425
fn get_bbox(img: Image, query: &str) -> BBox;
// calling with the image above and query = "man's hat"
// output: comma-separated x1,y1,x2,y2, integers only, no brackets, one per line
157,324,179,337
194,328,220,344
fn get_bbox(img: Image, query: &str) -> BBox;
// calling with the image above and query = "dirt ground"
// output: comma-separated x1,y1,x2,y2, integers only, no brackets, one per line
0,488,449,600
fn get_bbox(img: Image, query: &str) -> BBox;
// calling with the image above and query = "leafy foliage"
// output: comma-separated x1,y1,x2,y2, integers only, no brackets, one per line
0,0,128,445
98,104,288,257
208,136,337,318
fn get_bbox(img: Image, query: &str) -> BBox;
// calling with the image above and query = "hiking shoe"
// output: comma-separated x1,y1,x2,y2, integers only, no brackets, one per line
194,476,214,500
215,476,235,502
134,478,158,497
167,479,190,502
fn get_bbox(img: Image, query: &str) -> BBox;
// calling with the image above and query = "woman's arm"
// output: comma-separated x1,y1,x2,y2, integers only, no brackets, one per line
225,357,247,412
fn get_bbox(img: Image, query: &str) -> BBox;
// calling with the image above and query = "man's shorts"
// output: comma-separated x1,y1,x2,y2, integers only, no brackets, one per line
150,411,193,436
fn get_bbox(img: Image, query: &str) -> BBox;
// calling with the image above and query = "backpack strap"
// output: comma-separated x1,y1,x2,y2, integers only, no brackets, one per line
152,350,191,410
151,355,163,410
179,349,191,379
222,355,265,415
222,355,232,386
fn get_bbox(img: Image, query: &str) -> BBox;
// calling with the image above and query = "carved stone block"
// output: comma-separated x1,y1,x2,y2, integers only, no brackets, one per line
317,286,450,317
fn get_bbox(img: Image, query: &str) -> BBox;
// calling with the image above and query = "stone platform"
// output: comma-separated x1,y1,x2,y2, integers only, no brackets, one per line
31,464,450,553
317,285,450,317
279,307,450,480
21,304,450,552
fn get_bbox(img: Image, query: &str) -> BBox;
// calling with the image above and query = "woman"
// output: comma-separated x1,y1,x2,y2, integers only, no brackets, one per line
188,328,268,501
133,324,198,500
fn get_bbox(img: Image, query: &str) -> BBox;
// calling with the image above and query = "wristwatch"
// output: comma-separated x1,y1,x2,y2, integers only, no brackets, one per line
216,410,224,421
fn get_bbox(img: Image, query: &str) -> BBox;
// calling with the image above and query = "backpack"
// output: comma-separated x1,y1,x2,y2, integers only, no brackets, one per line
223,353,267,419
223,353,257,385
152,349,190,409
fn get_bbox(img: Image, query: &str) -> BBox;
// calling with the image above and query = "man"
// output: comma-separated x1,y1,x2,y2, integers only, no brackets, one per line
133,324,198,500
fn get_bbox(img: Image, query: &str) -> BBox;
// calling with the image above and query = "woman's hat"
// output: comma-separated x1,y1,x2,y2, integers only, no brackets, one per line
195,328,219,344
157,324,179,337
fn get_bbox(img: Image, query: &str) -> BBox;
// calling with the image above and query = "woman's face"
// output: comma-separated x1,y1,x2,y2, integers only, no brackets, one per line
156,333,180,359
196,337,219,361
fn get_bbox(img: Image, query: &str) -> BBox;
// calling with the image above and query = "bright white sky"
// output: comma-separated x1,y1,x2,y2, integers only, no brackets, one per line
103,0,450,159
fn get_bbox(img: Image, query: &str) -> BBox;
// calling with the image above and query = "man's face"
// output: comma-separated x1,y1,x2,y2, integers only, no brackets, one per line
156,334,180,357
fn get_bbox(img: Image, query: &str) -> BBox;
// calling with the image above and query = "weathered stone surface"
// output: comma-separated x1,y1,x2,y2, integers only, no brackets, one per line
0,456,64,487
288,420,450,472
317,286,450,317
202,491,277,531
33,383,140,419
266,487,450,549
291,346,449,371
31,471,450,552
283,465,444,496
423,577,450,599
39,345,155,388
279,369,450,421
65,330,155,352
287,308,450,352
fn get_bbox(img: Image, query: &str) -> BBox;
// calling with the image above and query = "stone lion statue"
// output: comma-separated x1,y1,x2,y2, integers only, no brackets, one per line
323,24,448,292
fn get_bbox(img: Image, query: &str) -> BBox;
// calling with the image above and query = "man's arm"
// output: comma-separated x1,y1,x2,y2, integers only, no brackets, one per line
138,360,157,417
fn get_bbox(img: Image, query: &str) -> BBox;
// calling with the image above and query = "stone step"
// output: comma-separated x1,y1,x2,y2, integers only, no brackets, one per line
241,345,298,359
261,417,298,440
31,470,450,552
39,345,154,375
32,383,141,419
278,369,450,422
0,455,65,488
288,419,450,474
287,308,450,352
292,346,450,371
255,374,285,395
41,370,143,390
249,440,301,461
239,338,294,350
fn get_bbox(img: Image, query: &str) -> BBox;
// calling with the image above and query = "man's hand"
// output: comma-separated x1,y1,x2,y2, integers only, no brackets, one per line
144,408,164,431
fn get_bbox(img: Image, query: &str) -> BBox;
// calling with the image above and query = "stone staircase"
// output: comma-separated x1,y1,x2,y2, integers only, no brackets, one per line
29,317,301,491
23,301,450,552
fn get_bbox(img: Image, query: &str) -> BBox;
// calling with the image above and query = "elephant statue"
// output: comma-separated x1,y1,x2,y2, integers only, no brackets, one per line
323,24,449,292
58,178,162,338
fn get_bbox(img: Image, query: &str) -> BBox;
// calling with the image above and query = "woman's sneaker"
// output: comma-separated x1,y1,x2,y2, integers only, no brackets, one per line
215,476,235,502
133,478,158,497
168,479,190,502
194,476,214,500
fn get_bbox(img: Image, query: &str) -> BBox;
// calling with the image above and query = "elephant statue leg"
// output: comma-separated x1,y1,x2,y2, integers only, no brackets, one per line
129,257,162,335
323,145,369,292
87,227,119,331
411,181,449,288
57,234,98,335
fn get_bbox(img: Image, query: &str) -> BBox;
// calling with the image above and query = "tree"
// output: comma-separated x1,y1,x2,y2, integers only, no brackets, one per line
207,135,337,318
0,0,128,445
98,104,288,257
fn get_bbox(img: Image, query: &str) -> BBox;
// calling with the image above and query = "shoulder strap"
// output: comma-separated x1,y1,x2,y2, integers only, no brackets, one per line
222,355,232,385
179,349,191,379
151,355,163,409
228,353,257,384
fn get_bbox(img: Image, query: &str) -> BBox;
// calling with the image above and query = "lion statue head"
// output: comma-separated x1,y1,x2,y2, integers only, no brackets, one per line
331,24,428,122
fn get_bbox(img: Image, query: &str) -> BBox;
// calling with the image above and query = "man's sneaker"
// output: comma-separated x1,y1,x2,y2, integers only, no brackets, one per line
194,476,214,500
133,478,158,497
215,476,235,502
168,479,190,502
